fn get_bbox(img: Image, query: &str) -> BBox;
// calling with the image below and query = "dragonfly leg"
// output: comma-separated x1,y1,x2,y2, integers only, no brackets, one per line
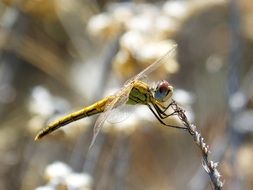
152,100,180,119
154,103,173,119
147,104,187,130
153,99,177,112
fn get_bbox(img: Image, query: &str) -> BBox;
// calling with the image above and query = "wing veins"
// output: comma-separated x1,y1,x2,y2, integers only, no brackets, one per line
89,45,177,148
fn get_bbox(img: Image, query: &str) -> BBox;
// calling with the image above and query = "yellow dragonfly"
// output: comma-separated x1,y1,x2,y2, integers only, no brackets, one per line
34,45,187,148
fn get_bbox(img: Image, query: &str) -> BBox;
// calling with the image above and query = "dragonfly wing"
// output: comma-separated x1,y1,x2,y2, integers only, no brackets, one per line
89,45,177,148
106,104,135,123
134,44,177,81
89,104,113,149
89,84,134,149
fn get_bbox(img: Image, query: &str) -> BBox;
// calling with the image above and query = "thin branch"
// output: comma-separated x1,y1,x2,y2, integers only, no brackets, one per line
170,100,223,190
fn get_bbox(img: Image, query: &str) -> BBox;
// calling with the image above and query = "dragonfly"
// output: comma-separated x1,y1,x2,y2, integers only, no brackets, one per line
34,45,187,148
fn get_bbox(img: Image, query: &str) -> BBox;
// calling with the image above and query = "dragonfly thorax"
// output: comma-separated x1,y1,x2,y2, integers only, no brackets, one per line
126,80,152,105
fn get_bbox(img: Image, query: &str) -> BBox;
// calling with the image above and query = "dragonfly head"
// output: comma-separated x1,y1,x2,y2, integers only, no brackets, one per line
154,80,173,102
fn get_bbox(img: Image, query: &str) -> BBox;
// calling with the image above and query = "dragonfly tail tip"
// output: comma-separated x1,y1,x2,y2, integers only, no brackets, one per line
34,134,42,141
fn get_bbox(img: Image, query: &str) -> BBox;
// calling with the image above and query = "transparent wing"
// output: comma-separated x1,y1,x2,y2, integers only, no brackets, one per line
89,45,177,148
106,104,135,123
134,44,177,81
89,102,114,149
89,84,133,149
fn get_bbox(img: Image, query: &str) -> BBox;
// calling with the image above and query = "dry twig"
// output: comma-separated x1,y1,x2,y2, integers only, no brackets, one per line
171,100,223,190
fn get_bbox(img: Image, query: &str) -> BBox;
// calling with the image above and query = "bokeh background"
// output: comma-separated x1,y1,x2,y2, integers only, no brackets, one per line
0,0,253,190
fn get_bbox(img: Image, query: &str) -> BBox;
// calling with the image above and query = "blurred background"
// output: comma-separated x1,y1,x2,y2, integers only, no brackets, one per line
0,0,253,189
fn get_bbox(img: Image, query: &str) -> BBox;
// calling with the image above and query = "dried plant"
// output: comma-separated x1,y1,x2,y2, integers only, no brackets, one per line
170,100,223,190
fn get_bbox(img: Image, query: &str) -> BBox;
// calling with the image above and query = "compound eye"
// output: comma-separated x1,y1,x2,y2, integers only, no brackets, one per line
154,80,173,102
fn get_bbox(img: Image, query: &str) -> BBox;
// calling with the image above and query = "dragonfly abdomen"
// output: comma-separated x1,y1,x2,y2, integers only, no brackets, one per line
34,96,111,140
